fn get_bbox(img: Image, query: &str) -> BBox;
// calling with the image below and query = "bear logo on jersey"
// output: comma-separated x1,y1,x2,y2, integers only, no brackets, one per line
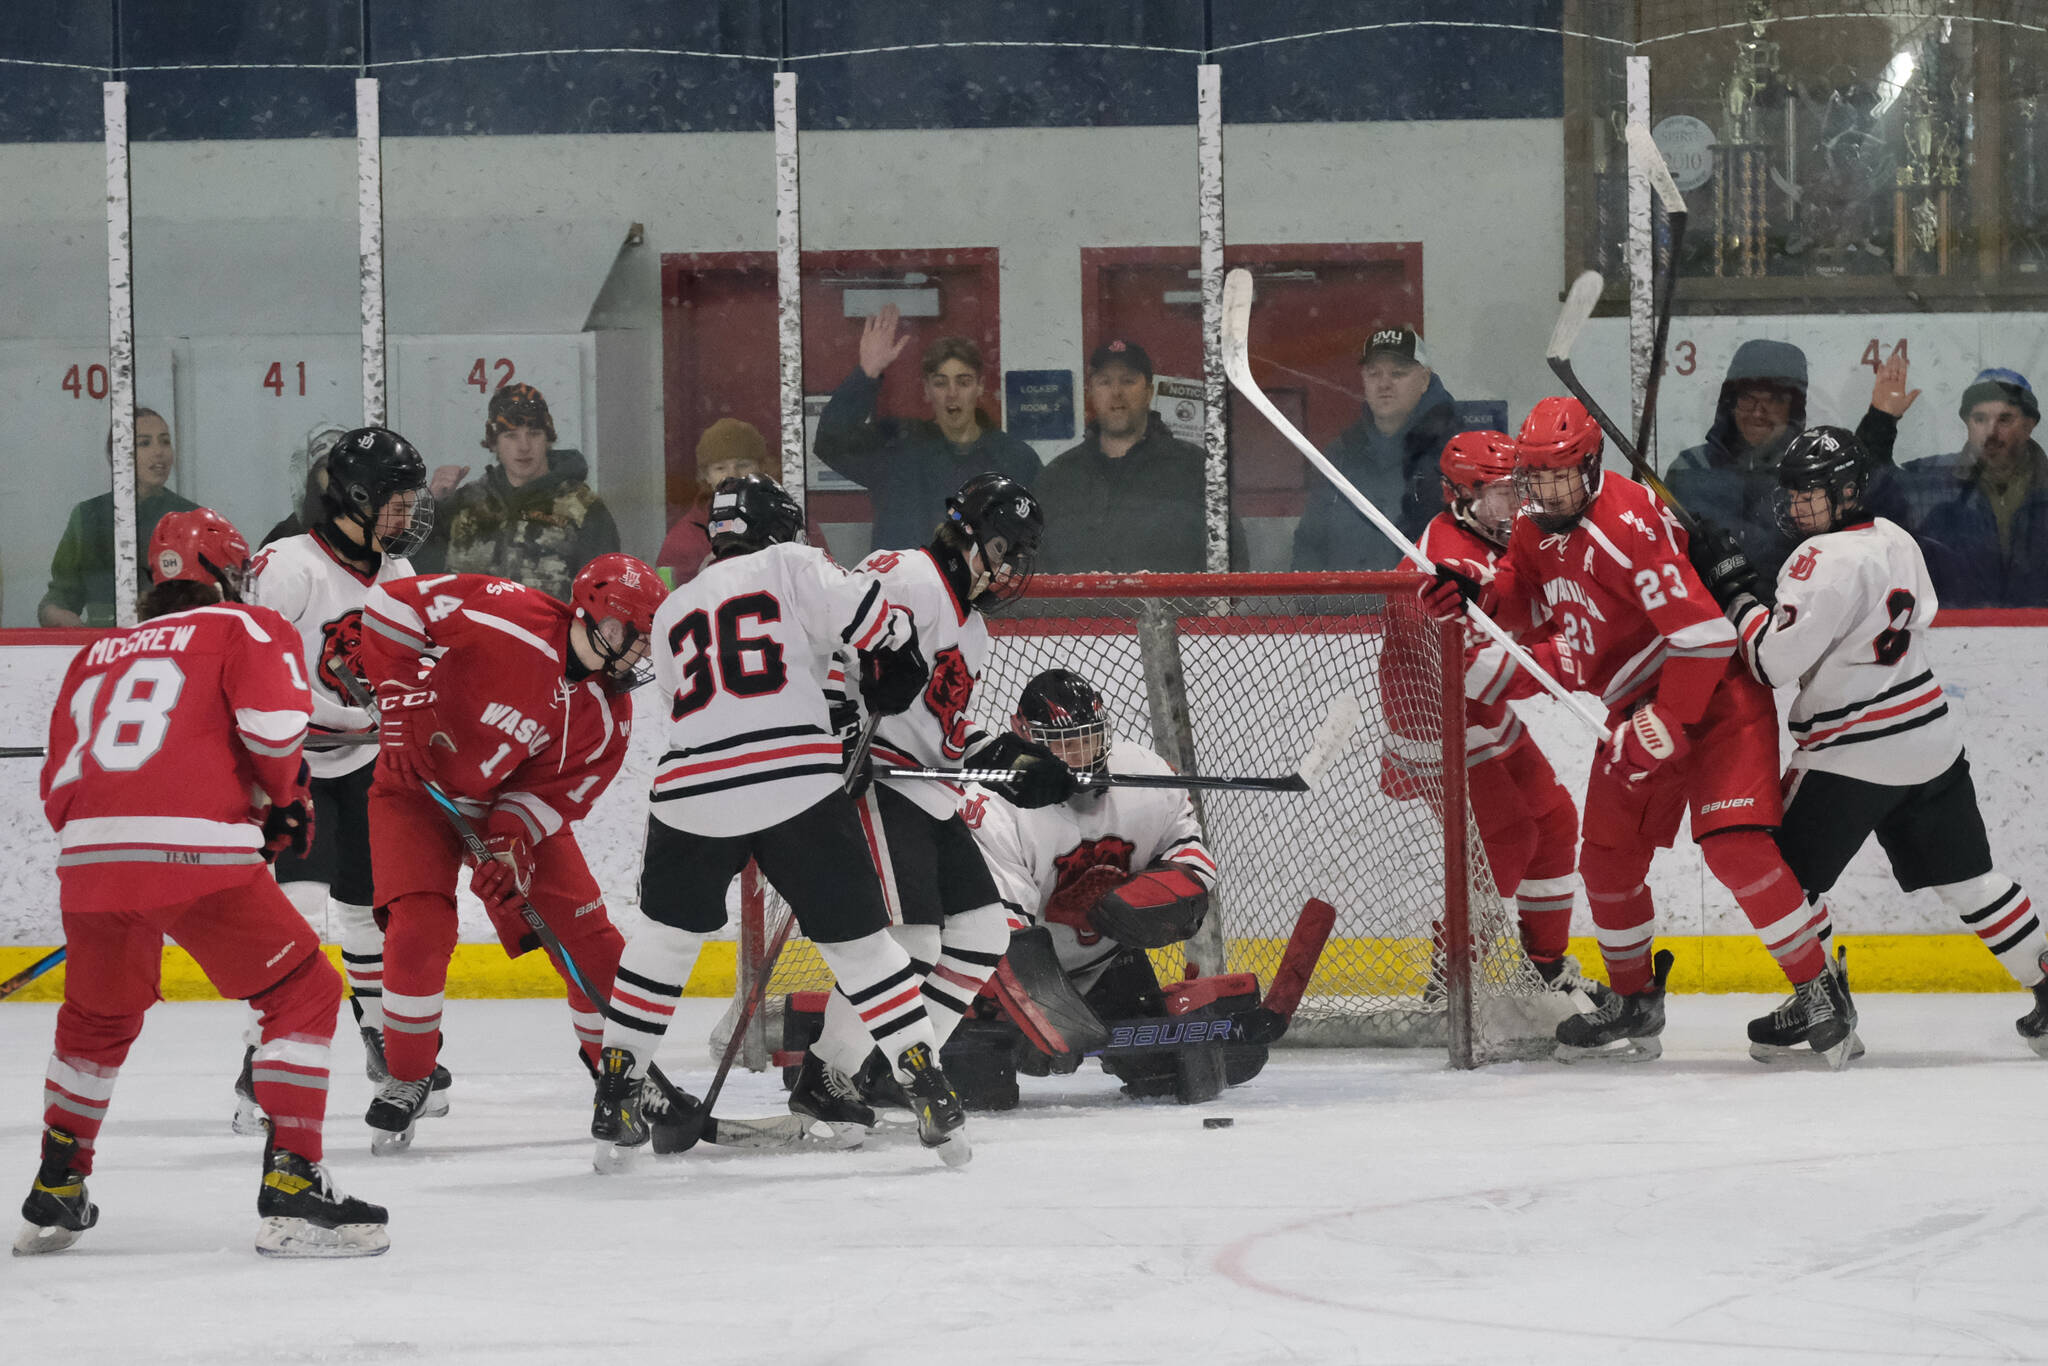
1045,836,1137,946
925,646,976,760
318,609,367,702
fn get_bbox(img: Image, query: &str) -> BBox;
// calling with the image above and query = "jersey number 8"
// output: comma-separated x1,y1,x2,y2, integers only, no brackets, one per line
668,592,789,720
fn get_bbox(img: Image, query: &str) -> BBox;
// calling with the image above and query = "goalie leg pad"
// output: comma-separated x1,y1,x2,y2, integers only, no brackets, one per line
989,927,1111,1058
939,1018,1021,1111
1090,865,1211,950
1167,977,1259,1105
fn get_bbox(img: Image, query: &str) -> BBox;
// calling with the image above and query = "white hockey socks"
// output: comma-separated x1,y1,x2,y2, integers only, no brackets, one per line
1937,874,2045,986
333,900,385,1033
815,929,937,1073
601,922,701,1074
922,904,1009,1049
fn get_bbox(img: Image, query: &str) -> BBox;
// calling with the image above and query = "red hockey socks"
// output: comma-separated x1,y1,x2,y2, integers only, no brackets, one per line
380,892,459,1083
1700,829,1829,985
543,913,623,1071
246,951,342,1163
1516,792,1579,962
1579,839,1657,995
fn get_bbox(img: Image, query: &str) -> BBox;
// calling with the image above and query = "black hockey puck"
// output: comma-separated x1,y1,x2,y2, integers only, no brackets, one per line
1202,1116,1234,1130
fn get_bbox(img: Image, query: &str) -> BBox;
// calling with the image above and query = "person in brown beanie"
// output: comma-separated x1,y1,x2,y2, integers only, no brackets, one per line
417,383,620,600
655,417,823,584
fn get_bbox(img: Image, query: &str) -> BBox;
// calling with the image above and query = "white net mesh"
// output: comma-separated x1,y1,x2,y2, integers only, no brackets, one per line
723,573,1565,1067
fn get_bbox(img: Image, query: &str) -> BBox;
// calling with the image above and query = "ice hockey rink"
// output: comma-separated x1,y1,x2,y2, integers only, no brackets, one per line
5,993,2043,1366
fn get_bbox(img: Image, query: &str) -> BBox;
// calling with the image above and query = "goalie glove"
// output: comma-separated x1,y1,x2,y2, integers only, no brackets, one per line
1090,864,1211,950
1607,702,1690,785
963,731,1077,810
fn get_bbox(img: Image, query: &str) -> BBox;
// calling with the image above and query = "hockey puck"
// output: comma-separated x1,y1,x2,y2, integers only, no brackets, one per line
1202,1117,1234,1130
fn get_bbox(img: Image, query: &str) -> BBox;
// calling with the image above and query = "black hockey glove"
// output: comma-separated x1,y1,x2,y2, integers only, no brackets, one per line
858,638,929,717
260,798,315,863
967,732,1077,810
1686,519,1765,610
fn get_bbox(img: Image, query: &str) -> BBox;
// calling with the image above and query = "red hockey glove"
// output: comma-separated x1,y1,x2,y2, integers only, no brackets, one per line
1417,560,1490,623
1089,864,1210,949
469,827,535,915
373,680,448,790
1377,749,1438,803
1607,703,1690,785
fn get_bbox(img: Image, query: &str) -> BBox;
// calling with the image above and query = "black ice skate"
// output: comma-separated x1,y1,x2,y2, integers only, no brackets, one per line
232,1045,265,1136
896,1042,970,1167
854,1047,917,1120
364,1071,449,1154
2017,958,2048,1059
1748,946,1862,1070
256,1131,389,1258
788,1051,877,1131
642,1074,706,1155
1554,949,1673,1063
1532,953,1617,1012
590,1047,649,1173
360,1025,389,1083
13,1128,98,1257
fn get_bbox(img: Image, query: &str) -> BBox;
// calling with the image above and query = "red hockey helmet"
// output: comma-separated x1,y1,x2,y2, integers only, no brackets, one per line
571,552,666,690
1438,429,1521,546
1514,397,1605,532
148,507,251,597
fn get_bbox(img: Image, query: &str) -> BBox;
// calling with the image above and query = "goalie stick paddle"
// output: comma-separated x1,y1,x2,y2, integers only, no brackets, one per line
1223,269,1608,739
0,947,65,1002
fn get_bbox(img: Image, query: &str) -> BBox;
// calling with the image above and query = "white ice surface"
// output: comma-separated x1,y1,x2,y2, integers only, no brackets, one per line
4,995,2047,1366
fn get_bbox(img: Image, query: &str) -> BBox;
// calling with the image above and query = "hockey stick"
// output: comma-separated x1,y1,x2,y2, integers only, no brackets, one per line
840,712,879,796
1222,269,1609,739
1626,123,1689,476
0,947,65,1002
2,733,375,760
667,895,803,1153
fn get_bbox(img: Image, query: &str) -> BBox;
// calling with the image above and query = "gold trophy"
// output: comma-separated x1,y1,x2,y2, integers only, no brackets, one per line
1715,0,1778,277
1893,68,1959,276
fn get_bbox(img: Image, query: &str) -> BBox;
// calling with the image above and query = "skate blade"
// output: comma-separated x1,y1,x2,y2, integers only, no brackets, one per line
1553,1035,1663,1065
930,1133,973,1169
2022,1031,2048,1060
231,1097,266,1137
1818,1030,1863,1072
591,1140,640,1175
12,1221,86,1256
421,1092,451,1120
255,1216,390,1258
1749,1035,1868,1067
368,1125,415,1156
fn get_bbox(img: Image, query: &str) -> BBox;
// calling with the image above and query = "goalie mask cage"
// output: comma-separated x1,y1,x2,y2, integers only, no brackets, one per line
717,572,1565,1070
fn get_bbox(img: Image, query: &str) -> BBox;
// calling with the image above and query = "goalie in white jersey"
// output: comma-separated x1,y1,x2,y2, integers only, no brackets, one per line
591,474,972,1163
241,426,438,1100
1692,426,2048,1059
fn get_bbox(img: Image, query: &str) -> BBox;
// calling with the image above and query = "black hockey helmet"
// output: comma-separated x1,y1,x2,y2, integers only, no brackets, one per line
1775,425,1872,538
708,473,805,558
942,471,1044,613
1013,668,1110,779
326,426,434,557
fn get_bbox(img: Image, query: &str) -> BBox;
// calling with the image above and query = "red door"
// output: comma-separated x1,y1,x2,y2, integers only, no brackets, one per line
1081,244,1422,521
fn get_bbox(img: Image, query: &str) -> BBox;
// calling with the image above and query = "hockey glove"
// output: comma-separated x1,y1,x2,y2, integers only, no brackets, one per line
373,680,448,790
858,636,929,717
1418,559,1490,623
260,798,316,863
967,731,1078,810
1090,864,1210,949
1377,749,1438,804
1607,702,1690,785
1044,863,1130,936
1686,520,1765,611
470,823,536,915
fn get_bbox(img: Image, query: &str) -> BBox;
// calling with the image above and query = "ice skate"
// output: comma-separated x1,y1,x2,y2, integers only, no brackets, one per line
231,1045,265,1136
1749,946,1862,1070
642,1074,706,1155
13,1129,97,1257
590,1047,650,1173
788,1050,876,1132
256,1132,389,1258
1554,949,1672,1063
896,1042,970,1167
2017,967,2048,1059
364,1071,449,1154
1531,953,1616,1013
360,1025,389,1083
853,1047,919,1127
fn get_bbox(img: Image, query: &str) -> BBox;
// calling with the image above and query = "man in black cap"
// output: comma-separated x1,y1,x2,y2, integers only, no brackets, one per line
1291,324,1459,572
1900,368,2048,606
1035,339,1243,573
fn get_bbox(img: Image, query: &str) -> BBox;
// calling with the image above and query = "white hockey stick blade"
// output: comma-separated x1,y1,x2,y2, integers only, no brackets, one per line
705,1113,865,1152
1294,693,1364,789
1625,122,1688,216
1546,270,1604,362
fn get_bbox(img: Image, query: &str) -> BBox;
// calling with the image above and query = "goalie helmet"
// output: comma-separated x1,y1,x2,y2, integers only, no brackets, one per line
148,507,251,598
1438,429,1520,546
1013,668,1110,779
1513,396,1604,534
326,426,434,557
943,472,1044,614
570,553,666,691
708,474,805,557
1774,425,1872,538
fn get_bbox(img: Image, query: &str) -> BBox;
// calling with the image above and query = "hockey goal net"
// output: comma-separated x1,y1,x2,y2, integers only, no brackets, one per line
717,572,1565,1069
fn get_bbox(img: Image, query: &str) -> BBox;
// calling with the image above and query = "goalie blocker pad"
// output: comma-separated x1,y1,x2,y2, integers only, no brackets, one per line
990,926,1113,1058
1090,864,1210,950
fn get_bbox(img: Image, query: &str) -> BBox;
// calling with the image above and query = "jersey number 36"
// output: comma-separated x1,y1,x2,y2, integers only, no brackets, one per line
668,592,789,720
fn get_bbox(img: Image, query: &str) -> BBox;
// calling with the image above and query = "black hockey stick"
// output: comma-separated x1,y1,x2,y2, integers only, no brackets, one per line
840,712,879,796
673,897,801,1153
0,947,65,1002
2,733,375,760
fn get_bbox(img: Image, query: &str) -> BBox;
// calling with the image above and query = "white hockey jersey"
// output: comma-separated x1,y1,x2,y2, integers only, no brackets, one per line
1733,516,1960,786
860,547,994,820
960,740,1217,988
244,529,415,780
648,541,905,837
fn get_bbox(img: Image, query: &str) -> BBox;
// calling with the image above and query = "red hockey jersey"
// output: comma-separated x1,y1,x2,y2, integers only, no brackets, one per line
42,603,313,913
358,574,633,842
1488,474,1736,726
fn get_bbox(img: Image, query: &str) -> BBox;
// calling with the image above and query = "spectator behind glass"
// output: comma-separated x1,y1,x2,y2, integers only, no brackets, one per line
1665,340,1915,581
39,407,200,627
1292,325,1458,572
655,417,826,586
414,382,620,600
1035,339,1245,573
811,305,1041,551
1897,368,2048,607
260,425,349,546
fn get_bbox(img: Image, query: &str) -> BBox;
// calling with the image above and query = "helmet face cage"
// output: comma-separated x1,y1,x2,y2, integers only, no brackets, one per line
947,475,1044,614
373,488,436,558
1513,454,1601,534
1013,670,1110,778
573,554,665,690
1773,426,1869,540
329,428,431,556
588,615,656,690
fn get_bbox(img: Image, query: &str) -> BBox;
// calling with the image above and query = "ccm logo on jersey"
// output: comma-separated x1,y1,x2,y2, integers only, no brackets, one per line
1108,1019,1237,1049
1696,797,1756,814
479,701,554,753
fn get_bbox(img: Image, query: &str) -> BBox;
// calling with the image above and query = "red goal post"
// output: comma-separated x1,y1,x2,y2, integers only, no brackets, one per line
722,571,1567,1069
